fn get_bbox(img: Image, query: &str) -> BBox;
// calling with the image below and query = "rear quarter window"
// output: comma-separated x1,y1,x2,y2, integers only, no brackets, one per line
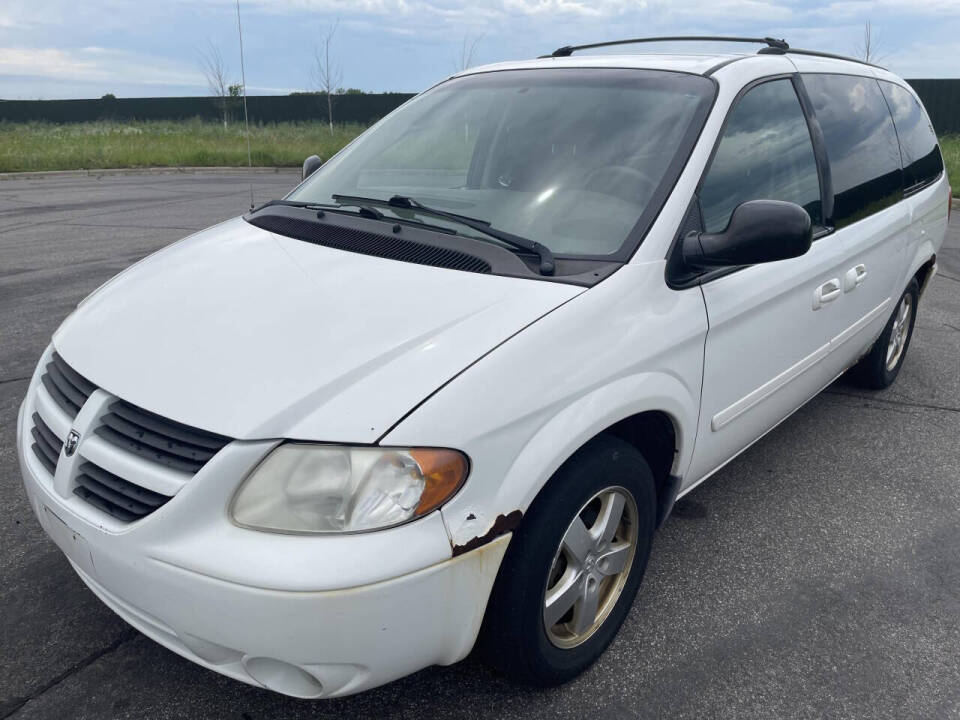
879,81,944,192
802,73,903,228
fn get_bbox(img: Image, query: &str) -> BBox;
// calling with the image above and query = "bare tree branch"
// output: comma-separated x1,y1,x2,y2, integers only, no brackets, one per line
853,20,886,64
198,40,232,129
454,32,483,72
311,20,343,134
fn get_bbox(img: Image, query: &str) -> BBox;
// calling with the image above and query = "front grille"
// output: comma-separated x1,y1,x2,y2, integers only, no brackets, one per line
40,352,96,419
31,412,62,475
29,352,233,523
73,461,172,522
95,400,231,474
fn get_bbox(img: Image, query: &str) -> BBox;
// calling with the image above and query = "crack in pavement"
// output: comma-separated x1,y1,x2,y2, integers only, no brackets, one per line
0,630,138,719
0,376,30,386
824,388,960,415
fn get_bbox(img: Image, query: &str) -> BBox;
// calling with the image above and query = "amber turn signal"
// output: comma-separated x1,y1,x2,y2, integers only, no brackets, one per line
411,448,469,516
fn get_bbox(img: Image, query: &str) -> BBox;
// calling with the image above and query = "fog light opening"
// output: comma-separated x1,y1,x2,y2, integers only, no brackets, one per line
243,656,324,698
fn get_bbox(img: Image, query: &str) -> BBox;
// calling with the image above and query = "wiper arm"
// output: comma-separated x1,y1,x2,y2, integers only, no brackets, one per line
257,198,385,220
332,193,556,276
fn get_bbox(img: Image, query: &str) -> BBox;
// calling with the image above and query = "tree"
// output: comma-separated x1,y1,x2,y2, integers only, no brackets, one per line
854,20,885,64
198,40,233,128
101,93,116,100
455,32,483,72
311,20,343,134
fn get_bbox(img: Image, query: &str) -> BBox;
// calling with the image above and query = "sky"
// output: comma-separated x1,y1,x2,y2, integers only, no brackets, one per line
0,0,959,100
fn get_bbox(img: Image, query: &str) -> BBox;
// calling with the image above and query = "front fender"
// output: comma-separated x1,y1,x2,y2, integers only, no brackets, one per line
382,262,707,550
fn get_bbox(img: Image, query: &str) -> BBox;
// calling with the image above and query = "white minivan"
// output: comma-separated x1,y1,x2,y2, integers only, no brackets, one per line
18,37,950,698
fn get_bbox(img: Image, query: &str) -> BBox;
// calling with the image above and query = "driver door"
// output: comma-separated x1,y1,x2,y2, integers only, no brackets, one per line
685,77,855,486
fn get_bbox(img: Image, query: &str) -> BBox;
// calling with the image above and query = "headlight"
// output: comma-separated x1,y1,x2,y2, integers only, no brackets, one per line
230,444,468,534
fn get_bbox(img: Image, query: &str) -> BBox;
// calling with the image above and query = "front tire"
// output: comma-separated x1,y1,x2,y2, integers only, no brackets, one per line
477,434,656,685
848,278,919,389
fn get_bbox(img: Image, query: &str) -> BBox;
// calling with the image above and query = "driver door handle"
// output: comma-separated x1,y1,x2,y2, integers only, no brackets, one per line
813,278,841,310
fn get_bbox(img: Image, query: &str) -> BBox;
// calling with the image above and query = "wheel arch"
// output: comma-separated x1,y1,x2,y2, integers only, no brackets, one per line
913,253,937,295
460,371,696,550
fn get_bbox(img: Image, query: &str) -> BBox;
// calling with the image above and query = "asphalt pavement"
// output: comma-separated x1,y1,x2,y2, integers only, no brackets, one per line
1,171,958,720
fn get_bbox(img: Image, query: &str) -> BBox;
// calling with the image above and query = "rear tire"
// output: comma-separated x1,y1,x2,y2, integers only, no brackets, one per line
477,434,656,686
848,279,919,390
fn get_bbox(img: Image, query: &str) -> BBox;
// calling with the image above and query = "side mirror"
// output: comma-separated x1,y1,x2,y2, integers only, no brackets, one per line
302,155,323,180
683,200,812,270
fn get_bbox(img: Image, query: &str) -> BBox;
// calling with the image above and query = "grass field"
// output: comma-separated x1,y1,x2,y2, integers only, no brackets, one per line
940,135,958,195
0,120,366,173
0,121,957,198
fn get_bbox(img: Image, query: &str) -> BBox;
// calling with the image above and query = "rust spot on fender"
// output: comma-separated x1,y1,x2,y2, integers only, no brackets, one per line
451,510,523,557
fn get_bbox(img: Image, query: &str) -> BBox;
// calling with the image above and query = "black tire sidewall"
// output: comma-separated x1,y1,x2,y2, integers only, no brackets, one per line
877,280,920,386
850,279,920,389
481,434,657,684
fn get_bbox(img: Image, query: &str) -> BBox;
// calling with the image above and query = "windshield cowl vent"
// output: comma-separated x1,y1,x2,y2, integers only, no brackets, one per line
246,209,492,275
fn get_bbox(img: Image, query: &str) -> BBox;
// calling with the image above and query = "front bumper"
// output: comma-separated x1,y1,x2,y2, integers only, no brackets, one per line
17,383,508,699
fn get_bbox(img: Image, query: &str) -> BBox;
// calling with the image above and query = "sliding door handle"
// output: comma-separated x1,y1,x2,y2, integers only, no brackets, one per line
844,264,868,292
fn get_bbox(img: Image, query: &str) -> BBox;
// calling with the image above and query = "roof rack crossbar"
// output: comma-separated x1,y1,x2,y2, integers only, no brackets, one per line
758,45,885,69
546,35,789,58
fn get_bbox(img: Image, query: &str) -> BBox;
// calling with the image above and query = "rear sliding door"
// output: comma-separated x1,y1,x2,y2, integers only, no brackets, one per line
799,73,909,369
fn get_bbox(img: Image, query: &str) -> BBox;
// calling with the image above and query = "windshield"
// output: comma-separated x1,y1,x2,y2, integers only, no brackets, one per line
288,68,715,258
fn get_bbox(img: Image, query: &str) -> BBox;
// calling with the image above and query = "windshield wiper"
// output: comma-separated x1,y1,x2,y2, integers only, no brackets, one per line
331,193,556,276
259,198,386,220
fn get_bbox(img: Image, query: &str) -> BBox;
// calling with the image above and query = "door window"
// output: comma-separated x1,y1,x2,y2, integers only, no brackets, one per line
700,79,822,234
801,74,903,227
879,81,944,191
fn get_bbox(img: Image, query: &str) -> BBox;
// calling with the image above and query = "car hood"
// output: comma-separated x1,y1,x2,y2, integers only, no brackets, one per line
54,217,582,442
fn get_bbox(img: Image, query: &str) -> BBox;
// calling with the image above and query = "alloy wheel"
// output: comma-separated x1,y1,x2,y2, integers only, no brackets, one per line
886,293,913,371
542,486,638,649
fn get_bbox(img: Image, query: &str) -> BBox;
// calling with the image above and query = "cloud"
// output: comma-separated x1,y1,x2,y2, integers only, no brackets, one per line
0,46,203,87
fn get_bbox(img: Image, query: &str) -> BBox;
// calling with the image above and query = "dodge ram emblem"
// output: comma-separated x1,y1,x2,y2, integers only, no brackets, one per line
64,430,80,457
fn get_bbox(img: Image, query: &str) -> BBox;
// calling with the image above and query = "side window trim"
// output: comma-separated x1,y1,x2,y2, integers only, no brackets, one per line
792,74,834,231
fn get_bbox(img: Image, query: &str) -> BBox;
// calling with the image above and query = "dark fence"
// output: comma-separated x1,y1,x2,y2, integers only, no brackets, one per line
0,80,956,133
906,80,960,135
0,93,415,124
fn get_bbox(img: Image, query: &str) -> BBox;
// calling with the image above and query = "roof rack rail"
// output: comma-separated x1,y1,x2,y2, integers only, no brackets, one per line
545,36,789,58
758,45,884,69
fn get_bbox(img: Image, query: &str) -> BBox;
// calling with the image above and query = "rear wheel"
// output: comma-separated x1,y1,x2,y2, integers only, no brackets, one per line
848,279,919,389
477,434,656,685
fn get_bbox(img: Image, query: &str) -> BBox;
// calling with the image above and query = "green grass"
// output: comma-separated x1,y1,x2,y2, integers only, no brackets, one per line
940,135,959,195
0,120,366,173
0,120,957,198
